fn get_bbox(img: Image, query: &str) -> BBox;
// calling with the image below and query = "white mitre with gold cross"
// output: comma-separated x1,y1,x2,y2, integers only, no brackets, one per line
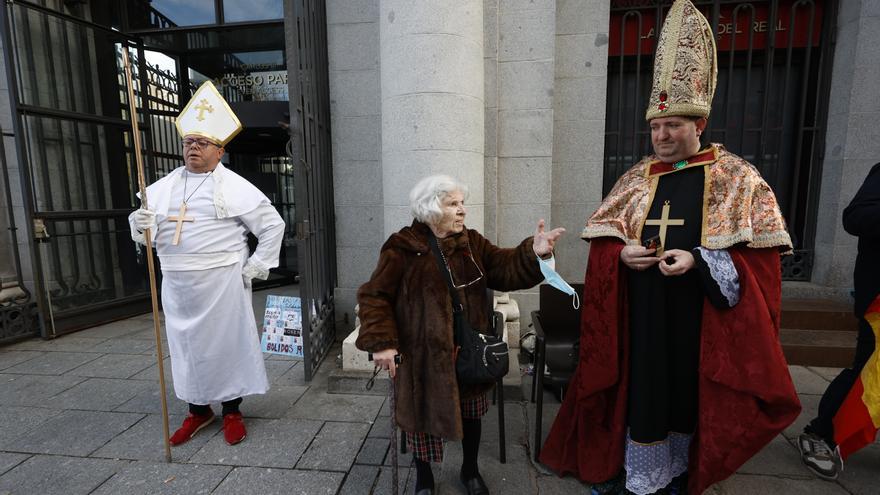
175,81,242,146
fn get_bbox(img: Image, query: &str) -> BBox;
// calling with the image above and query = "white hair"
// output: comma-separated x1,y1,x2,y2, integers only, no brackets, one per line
409,174,469,224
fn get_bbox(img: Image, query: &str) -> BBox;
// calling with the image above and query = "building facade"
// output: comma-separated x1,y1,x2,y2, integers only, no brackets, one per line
1,0,878,348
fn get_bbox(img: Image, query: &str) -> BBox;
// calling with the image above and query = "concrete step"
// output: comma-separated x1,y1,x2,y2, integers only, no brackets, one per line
781,298,857,332
780,328,856,367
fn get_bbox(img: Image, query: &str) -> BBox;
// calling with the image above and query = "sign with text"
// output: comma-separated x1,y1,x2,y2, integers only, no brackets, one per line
260,295,303,357
609,0,824,57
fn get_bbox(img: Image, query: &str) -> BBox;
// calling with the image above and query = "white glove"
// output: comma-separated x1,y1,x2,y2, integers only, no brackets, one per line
133,208,157,232
242,259,269,288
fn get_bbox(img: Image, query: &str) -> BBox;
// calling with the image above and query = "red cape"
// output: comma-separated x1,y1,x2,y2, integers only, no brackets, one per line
540,238,801,494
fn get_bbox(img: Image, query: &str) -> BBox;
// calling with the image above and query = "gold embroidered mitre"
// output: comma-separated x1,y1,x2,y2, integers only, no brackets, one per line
645,0,717,121
175,81,242,146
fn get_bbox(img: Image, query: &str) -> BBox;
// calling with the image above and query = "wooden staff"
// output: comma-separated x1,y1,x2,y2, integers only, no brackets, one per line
121,45,172,463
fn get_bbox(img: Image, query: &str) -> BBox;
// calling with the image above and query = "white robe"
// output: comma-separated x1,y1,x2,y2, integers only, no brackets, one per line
129,163,285,404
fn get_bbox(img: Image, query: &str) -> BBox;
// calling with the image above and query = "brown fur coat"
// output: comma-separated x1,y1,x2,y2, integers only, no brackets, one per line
356,220,543,439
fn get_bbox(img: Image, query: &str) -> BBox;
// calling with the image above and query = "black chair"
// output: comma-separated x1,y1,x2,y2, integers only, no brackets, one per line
489,293,507,463
530,283,583,461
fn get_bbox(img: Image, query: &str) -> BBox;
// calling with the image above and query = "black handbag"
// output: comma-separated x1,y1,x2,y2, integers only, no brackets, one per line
428,233,509,385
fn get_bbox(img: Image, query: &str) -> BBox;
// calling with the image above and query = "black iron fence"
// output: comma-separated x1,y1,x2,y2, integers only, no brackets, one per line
285,0,336,381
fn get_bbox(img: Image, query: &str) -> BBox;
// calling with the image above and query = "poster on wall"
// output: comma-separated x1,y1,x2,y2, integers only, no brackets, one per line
260,295,303,358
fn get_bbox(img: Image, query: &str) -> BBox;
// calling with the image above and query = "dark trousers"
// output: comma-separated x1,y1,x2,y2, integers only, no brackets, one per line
189,397,243,417
806,317,876,446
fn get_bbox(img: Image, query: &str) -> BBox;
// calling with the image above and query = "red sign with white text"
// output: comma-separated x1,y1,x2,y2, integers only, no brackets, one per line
609,0,824,57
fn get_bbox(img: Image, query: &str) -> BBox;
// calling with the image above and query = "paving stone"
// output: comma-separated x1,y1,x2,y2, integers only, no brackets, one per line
0,350,44,370
535,472,589,494
75,319,154,340
65,354,156,379
92,414,217,463
273,362,308,387
0,373,85,406
89,338,156,355
0,405,63,445
212,466,344,495
47,377,153,411
482,401,528,451
3,351,102,375
837,442,880,495
355,437,389,465
125,328,168,341
4,409,143,456
738,435,813,478
805,366,843,382
789,366,833,395
339,464,380,495
129,357,173,381
240,385,309,419
0,455,127,495
709,474,850,494
113,382,188,415
188,418,323,468
378,397,391,417
0,453,28,477
784,394,820,440
264,360,297,383
367,416,392,439
375,466,413,494
297,421,370,471
7,336,108,352
285,389,383,422
91,461,231,495
439,442,534,494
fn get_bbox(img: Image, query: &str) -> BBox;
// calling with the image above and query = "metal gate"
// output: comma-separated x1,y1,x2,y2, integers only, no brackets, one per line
285,0,336,381
1,0,157,336
605,0,837,280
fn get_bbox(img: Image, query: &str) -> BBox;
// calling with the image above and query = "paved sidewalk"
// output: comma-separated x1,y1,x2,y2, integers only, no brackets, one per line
0,294,877,494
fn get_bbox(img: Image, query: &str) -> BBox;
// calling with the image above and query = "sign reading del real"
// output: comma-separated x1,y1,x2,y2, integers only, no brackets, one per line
609,0,824,57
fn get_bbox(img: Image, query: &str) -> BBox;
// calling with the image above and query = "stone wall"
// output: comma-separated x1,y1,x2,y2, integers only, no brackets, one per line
327,0,614,330
808,0,880,299
326,0,383,332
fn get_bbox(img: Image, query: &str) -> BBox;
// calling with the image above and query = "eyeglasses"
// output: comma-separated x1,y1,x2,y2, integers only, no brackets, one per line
439,248,484,289
182,138,218,149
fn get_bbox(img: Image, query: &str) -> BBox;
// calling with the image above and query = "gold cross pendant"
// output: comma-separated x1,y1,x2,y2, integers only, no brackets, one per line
644,200,684,255
167,202,194,246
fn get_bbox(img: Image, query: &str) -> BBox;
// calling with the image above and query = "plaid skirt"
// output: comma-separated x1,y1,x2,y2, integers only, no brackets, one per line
404,393,489,463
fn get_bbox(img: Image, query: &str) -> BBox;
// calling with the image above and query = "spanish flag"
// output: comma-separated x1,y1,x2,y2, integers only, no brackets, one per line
832,295,880,459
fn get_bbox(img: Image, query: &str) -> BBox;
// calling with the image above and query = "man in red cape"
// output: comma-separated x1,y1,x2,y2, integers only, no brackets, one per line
539,1,800,493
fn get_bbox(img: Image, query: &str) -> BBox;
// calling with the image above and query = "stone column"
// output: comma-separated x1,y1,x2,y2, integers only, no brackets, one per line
809,0,880,299
380,0,485,235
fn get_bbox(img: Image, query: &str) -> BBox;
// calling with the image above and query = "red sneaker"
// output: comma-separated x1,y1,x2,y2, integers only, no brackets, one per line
223,412,247,445
170,411,215,446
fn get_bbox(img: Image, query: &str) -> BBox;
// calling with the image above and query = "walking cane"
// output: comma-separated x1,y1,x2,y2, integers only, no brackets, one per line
121,45,172,462
367,353,402,495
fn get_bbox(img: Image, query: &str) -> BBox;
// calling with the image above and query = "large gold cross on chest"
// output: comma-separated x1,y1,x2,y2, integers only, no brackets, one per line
644,200,684,255
167,202,194,246
194,99,214,121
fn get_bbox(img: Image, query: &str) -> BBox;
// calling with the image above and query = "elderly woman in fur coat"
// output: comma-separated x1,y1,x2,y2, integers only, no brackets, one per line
356,175,564,495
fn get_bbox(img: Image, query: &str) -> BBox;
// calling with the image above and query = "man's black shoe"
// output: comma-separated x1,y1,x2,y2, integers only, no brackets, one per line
460,472,489,495
414,489,434,495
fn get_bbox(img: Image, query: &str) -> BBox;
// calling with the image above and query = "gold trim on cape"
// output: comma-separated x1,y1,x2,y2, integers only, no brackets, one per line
582,143,792,253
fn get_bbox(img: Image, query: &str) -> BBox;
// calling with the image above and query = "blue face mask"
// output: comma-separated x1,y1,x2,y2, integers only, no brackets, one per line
537,256,580,309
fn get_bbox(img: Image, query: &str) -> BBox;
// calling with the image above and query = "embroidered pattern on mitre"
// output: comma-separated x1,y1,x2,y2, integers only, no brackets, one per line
645,0,718,121
175,81,243,146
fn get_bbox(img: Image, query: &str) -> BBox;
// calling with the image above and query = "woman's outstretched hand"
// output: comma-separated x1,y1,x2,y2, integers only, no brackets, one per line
533,219,565,257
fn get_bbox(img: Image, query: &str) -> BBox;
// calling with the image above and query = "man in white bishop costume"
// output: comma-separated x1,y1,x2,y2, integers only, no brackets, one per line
129,81,284,446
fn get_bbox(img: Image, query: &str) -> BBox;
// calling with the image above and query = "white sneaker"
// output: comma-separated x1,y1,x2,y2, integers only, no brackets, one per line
797,432,841,480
